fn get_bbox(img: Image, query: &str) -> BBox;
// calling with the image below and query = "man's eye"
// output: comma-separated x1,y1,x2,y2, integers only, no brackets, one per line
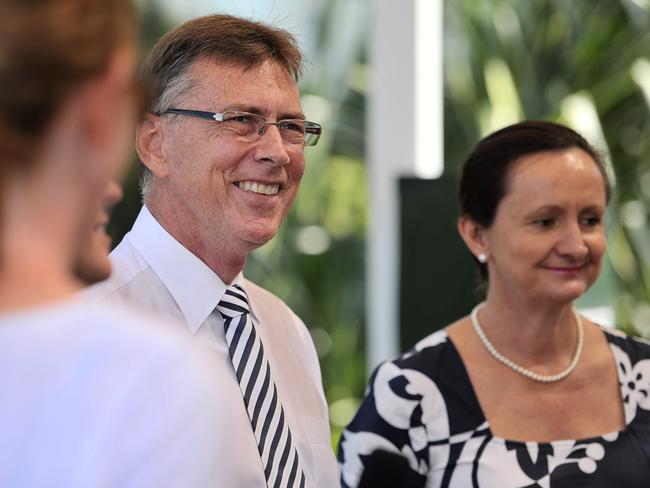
582,216,602,227
229,115,253,123
279,121,305,133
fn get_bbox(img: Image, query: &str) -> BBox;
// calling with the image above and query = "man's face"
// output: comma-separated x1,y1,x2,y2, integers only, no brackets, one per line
156,58,306,259
74,180,123,284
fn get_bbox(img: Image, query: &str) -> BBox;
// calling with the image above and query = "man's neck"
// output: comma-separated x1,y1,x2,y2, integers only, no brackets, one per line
145,200,247,285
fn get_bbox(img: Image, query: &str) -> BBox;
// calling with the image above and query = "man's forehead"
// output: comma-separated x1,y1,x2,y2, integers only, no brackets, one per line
183,57,302,111
188,56,297,87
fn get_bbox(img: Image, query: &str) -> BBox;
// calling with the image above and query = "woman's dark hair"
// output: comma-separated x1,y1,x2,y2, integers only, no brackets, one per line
458,120,611,276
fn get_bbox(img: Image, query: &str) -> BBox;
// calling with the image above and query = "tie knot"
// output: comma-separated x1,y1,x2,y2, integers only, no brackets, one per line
216,285,250,318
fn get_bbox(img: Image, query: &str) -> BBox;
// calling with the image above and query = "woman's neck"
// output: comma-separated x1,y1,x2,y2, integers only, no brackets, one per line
0,180,83,312
479,289,579,365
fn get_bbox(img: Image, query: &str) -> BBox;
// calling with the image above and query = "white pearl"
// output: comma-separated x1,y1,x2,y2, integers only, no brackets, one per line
470,302,584,383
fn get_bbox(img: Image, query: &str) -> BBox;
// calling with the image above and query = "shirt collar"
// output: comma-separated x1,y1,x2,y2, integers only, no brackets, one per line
127,206,252,333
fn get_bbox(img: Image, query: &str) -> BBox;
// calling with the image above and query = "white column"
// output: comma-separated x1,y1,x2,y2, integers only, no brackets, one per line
367,0,443,371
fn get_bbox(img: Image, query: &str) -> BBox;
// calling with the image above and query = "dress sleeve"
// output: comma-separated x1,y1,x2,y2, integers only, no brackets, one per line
338,360,428,488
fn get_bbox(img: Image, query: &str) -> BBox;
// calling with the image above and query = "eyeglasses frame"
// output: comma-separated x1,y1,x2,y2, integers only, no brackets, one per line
159,108,322,147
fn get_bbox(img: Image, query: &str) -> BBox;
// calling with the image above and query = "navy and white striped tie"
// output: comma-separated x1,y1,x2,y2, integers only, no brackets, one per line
217,284,306,488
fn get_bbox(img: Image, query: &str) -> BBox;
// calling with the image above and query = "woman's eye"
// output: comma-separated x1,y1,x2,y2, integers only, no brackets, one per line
533,219,554,228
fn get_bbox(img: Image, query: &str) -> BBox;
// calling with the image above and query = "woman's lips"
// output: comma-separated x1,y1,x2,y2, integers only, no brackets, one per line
543,265,584,277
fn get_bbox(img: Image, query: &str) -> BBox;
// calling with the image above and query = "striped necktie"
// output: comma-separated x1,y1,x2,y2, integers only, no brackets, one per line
217,284,306,488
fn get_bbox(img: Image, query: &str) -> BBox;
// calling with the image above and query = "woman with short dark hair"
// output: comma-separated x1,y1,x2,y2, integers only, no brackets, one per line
339,121,650,487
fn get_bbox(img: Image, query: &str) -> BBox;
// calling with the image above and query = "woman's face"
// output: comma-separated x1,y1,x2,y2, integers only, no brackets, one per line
482,147,607,306
70,45,137,274
99,45,139,183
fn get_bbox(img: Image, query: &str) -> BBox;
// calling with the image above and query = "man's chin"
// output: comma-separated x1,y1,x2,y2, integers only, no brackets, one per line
242,228,277,250
244,236,274,250
241,218,282,241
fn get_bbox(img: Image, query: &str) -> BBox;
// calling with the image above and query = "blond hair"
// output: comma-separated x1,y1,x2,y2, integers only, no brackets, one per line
0,0,136,169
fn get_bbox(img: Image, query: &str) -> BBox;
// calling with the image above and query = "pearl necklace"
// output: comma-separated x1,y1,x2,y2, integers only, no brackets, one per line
470,302,584,383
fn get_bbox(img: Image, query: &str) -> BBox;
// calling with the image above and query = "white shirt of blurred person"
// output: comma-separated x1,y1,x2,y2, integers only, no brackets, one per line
92,14,339,487
0,1,223,486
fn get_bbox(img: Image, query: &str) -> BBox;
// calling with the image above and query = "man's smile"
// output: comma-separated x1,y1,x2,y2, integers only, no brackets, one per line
235,180,281,196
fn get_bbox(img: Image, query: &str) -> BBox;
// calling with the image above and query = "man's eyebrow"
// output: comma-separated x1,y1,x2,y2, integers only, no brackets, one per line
223,105,305,120
278,111,306,120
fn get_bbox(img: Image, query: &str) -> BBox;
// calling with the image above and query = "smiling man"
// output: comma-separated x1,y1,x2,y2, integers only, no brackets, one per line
93,14,338,487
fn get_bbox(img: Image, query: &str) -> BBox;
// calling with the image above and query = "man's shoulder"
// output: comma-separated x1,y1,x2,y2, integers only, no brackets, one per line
244,279,317,353
245,278,302,322
103,235,150,291
89,235,164,307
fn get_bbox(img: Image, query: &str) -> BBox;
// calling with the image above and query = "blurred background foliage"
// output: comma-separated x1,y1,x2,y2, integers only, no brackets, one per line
109,0,650,446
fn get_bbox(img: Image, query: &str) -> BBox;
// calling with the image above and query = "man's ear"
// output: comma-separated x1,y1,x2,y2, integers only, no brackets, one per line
136,112,169,178
458,215,489,262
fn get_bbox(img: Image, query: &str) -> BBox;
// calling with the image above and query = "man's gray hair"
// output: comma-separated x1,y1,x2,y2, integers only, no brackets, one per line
139,70,196,198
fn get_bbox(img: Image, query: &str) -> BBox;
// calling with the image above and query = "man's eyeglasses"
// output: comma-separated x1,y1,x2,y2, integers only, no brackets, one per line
160,108,322,147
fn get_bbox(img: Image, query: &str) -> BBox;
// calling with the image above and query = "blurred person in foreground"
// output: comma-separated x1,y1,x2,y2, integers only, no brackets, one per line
339,121,650,487
93,14,338,487
0,1,223,486
74,181,123,284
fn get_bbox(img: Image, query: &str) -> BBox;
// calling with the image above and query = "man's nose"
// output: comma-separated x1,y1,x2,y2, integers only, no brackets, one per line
253,124,291,167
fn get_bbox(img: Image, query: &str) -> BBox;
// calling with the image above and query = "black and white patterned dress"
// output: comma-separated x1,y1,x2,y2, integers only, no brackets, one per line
339,328,650,487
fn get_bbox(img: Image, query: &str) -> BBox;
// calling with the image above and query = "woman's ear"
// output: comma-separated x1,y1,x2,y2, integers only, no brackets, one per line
80,48,135,152
35,48,135,189
458,215,489,263
62,47,136,187
136,112,169,178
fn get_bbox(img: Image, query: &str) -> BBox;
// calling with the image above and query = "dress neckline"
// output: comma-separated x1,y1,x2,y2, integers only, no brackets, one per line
443,327,629,446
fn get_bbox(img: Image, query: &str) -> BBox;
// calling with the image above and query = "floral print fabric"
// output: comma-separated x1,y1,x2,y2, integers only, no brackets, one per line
339,328,650,487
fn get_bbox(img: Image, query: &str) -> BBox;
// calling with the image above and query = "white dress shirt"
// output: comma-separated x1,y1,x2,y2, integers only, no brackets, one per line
0,296,224,487
92,206,339,487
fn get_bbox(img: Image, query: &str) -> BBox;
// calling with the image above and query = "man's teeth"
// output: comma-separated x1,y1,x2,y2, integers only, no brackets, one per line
237,181,280,195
